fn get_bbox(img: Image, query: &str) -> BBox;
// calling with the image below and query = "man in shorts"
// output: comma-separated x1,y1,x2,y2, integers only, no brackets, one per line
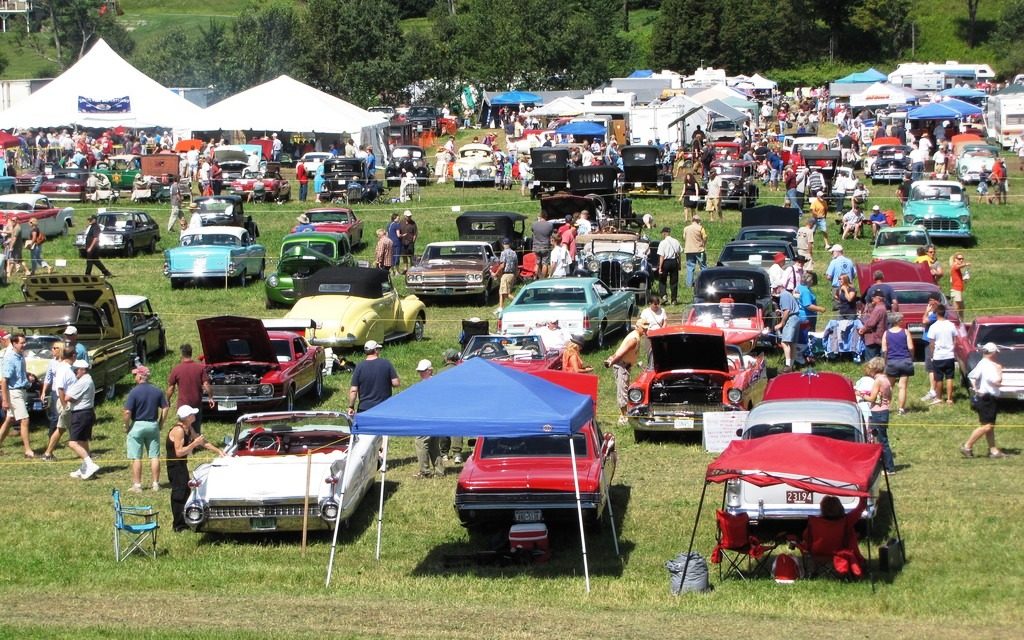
775,285,802,372
0,333,33,457
926,304,958,405
705,168,723,221
66,360,99,479
531,210,553,278
810,190,831,249
123,365,169,493
498,237,518,312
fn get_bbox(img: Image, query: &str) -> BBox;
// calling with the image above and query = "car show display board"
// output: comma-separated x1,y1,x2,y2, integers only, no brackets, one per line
702,411,749,453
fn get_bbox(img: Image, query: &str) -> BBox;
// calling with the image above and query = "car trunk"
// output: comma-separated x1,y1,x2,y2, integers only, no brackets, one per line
200,454,337,502
459,456,597,492
499,306,586,337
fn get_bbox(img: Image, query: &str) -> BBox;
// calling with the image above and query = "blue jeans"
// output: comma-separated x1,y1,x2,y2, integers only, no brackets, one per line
864,343,882,361
30,244,43,272
685,252,706,287
298,182,308,202
870,410,895,472
787,188,802,208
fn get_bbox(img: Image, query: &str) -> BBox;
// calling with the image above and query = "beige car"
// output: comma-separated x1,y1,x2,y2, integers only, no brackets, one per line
453,143,497,187
405,241,502,304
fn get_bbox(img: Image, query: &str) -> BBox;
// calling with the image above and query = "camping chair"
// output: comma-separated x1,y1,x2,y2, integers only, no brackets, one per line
799,515,866,579
518,252,538,281
459,318,490,348
112,488,159,562
710,510,776,580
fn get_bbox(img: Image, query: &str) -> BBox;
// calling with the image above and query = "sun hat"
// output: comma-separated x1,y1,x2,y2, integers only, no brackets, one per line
981,342,1000,354
416,359,433,372
64,326,78,335
403,210,413,217
830,244,844,254
296,214,310,224
176,405,199,419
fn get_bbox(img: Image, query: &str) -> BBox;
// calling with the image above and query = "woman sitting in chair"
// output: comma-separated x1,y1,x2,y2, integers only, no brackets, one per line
802,495,867,578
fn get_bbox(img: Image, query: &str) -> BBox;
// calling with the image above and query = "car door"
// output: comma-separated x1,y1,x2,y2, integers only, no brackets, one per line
290,336,316,393
131,300,163,356
592,280,626,329
371,280,401,340
33,198,59,236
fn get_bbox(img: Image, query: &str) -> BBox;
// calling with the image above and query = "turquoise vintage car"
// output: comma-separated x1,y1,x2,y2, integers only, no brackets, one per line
264,231,355,308
902,180,973,244
871,225,932,262
497,277,637,350
164,225,265,288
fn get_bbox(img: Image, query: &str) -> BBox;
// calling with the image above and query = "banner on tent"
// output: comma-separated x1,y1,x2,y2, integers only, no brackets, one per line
78,96,131,113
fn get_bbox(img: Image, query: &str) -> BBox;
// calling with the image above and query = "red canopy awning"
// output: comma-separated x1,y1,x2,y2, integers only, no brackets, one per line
706,434,882,497
0,131,21,149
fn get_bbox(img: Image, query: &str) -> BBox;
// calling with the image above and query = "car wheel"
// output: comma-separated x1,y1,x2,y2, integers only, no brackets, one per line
104,382,117,402
255,260,266,281
148,237,157,253
61,221,69,236
593,321,606,351
634,429,648,444
234,270,246,287
585,194,606,219
479,285,490,306
314,371,324,399
170,278,182,290
625,305,636,333
412,314,426,341
123,241,134,258
284,386,295,411
265,298,276,310
157,332,166,357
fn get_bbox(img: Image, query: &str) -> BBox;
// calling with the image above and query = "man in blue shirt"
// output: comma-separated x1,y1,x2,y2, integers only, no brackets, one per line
364,146,376,181
774,285,801,373
824,244,856,292
0,333,33,456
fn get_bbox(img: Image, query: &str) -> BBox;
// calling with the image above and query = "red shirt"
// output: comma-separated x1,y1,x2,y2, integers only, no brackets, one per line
296,162,307,184
168,360,208,408
950,265,964,292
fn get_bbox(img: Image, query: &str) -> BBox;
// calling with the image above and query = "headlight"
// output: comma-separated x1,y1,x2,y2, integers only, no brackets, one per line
627,388,643,403
621,262,634,274
184,503,207,525
406,273,422,283
959,215,970,224
904,215,915,224
259,384,273,396
466,273,482,282
727,388,742,404
228,261,239,274
586,259,599,272
267,274,279,286
320,500,339,521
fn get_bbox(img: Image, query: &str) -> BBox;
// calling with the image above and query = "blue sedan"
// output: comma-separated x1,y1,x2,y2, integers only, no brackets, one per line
164,225,266,288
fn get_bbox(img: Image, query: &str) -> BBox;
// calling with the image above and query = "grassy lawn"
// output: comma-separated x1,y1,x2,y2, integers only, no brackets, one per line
0,130,1022,638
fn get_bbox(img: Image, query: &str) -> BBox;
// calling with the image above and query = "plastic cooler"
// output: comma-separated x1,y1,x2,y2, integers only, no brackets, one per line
509,522,551,563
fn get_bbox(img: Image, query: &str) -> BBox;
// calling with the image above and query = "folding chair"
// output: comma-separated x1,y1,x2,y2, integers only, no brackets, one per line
710,509,776,580
800,515,866,579
112,488,160,562
459,318,490,348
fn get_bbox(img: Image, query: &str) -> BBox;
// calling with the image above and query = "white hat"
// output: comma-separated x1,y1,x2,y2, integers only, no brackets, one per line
830,244,844,254
72,359,90,370
872,205,881,211
416,359,433,372
816,190,824,197
364,340,382,352
981,342,1000,354
403,210,413,217
64,326,78,335
176,405,199,419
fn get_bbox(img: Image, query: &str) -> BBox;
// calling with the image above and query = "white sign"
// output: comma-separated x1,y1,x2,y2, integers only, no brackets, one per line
702,411,749,453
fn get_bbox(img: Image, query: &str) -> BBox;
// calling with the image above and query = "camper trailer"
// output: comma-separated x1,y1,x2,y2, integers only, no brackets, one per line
986,94,1024,148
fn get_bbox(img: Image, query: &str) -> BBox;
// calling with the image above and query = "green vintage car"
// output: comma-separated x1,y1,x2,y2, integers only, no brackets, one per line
871,225,932,262
902,180,974,245
264,231,355,308
94,155,142,190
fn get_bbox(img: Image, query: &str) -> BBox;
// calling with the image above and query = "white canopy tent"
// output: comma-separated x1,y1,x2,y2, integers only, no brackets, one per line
193,75,389,158
849,82,920,108
529,96,585,117
0,39,202,131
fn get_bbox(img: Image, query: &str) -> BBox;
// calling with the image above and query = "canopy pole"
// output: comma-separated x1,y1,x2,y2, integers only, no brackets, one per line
325,432,358,587
569,436,591,593
678,481,710,595
601,461,620,557
374,435,390,561
884,470,903,548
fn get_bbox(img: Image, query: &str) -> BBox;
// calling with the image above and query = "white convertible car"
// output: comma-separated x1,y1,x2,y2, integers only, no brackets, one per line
183,411,382,533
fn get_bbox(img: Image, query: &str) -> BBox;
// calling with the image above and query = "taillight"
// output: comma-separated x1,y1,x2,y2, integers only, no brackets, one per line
583,316,590,330
496,317,502,332
187,479,202,488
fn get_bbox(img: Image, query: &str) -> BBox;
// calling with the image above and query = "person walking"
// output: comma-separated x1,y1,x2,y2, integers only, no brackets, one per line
27,217,50,274
83,215,113,277
123,365,169,493
775,285,801,372
296,160,309,202
656,226,682,305
881,313,914,415
348,340,400,416
166,344,213,435
859,357,895,473
412,359,444,478
948,253,969,314
398,210,418,274
962,343,1007,458
374,228,393,271
167,176,183,232
604,318,649,425
0,333,33,457
166,405,222,532
679,172,701,221
531,210,554,279
682,216,707,289
809,190,832,249
40,346,75,461
65,359,99,479
497,237,518,313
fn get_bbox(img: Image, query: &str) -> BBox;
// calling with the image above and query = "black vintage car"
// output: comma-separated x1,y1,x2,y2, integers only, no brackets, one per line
320,157,367,201
405,105,444,135
692,266,774,319
455,211,528,253
193,195,258,237
73,210,161,257
385,146,430,187
574,232,653,304
529,147,571,199
566,165,636,225
710,160,760,209
871,145,912,184
735,205,801,249
621,145,672,196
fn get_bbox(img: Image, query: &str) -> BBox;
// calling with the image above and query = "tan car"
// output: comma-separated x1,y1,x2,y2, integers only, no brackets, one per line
405,241,502,305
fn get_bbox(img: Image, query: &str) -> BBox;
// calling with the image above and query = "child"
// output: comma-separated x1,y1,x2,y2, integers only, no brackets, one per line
977,171,994,204
854,374,874,423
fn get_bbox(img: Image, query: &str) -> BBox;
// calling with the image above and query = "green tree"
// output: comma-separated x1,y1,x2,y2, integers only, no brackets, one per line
225,1,300,94
848,0,911,60
965,0,982,48
992,0,1024,74
133,21,235,102
26,0,134,69
650,0,720,73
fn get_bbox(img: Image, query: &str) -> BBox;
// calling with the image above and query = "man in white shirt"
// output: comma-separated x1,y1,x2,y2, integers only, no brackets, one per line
549,234,571,277
705,170,724,221
925,304,958,405
656,227,683,305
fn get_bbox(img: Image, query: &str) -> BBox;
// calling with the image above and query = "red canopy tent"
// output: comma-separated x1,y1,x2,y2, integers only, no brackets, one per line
0,130,21,149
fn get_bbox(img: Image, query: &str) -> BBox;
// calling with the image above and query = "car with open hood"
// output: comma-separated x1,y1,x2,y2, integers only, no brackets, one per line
627,325,767,439
871,225,932,262
684,301,773,354
228,162,291,202
385,145,430,187
285,266,426,350
693,266,774,319
453,144,497,187
291,207,364,248
198,316,325,413
264,232,354,308
733,204,800,249
458,334,562,373
38,168,88,202
214,146,258,182
405,241,501,304
182,411,381,533
74,209,160,257
93,154,141,190
573,232,652,304
163,226,266,288
0,194,74,238
955,317,1024,400
902,180,973,243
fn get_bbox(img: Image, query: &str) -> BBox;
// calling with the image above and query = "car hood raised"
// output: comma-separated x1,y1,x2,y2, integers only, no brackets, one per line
648,330,728,372
198,315,276,365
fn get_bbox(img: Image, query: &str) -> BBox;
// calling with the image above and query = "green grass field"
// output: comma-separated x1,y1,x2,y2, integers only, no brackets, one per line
0,129,1022,638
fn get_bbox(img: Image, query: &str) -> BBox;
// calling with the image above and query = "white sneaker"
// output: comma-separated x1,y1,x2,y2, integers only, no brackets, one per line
69,469,83,479
81,461,100,480
151,482,161,491
128,483,143,493
920,390,936,402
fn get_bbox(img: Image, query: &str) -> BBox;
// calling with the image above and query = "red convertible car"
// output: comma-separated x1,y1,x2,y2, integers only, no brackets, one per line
458,334,562,373
454,371,616,528
292,208,364,248
38,168,88,202
199,316,325,413
955,316,1024,400
683,301,771,354
627,325,767,440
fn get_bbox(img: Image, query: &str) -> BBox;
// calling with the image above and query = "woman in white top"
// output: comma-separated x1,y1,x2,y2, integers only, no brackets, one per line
963,343,1007,458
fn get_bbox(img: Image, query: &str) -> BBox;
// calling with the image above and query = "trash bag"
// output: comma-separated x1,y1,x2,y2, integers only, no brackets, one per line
665,551,712,595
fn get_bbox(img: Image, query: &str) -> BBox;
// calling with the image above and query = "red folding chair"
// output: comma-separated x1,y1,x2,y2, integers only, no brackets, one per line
710,510,776,580
518,252,537,281
800,515,866,579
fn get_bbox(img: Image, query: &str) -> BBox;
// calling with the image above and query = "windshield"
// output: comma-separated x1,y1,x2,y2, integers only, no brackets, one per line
407,107,436,117
480,433,588,458
422,245,485,261
709,120,738,132
744,422,862,442
515,286,587,304
270,339,291,363
283,240,336,258
892,289,941,305
197,201,234,214
460,148,492,159
308,211,351,224
910,184,964,202
97,214,131,228
720,245,787,263
463,335,546,360
963,147,997,158
703,277,759,294
180,234,240,247
392,148,423,159
24,335,61,360
975,325,1024,347
876,230,929,247
738,229,795,243
587,239,644,255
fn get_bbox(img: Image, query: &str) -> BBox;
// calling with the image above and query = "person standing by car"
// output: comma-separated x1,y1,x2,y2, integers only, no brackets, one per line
166,344,213,435
386,213,402,271
925,304,958,406
531,210,554,279
881,313,914,416
348,340,400,416
604,318,650,425
705,168,723,221
549,234,571,278
65,359,99,479
123,365,169,493
948,253,969,314
497,237,518,313
0,333,33,457
398,210,418,274
775,285,801,372
412,360,444,478
167,176,183,232
83,215,113,278
296,160,308,202
166,405,222,532
859,289,888,361
656,226,682,305
963,343,1007,459
859,356,895,473
27,217,49,275
209,159,223,196
374,228,393,272
682,215,707,289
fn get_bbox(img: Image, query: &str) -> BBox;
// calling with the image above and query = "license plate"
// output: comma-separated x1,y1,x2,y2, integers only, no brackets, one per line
436,287,454,295
635,181,643,188
673,418,694,430
1017,392,1024,401
786,490,814,504
250,517,276,530
218,401,237,411
514,509,542,523
193,258,206,272
32,401,43,411
531,180,539,187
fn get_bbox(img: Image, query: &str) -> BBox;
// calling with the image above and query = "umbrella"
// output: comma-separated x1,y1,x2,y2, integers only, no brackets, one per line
0,131,21,149
555,121,606,137
491,90,543,106
174,138,205,152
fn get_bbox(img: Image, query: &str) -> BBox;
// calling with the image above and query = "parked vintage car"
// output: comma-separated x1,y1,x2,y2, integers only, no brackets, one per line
711,141,742,161
870,145,912,184
193,195,257,236
716,239,795,271
453,144,497,187
117,294,166,365
38,168,88,202
164,226,266,288
265,232,355,308
861,136,901,178
183,411,382,533
692,266,774,319
955,143,999,183
229,162,291,202
14,163,53,193
405,241,501,304
291,207,364,248
627,325,767,440
455,211,528,253
405,104,444,135
955,317,1024,398
734,204,800,249
725,371,879,523
385,146,430,187
0,194,74,238
498,277,636,350
93,154,141,190
684,301,772,354
621,145,672,196
214,148,253,183
902,180,973,244
459,334,562,373
871,225,932,262
298,152,332,173
709,160,759,209
529,146,571,198
286,266,426,350
74,209,160,257
573,233,652,304
566,165,626,221
320,157,367,200
455,383,615,528
198,316,325,413
856,260,959,351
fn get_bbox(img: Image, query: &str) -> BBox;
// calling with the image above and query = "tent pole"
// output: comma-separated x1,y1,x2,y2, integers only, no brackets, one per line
569,436,591,593
600,461,620,557
374,436,390,561
884,470,903,549
678,481,709,595
325,432,358,587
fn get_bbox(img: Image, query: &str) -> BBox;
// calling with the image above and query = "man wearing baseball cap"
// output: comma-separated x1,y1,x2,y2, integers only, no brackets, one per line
413,360,444,477
123,365,169,492
63,325,89,363
348,340,400,415
964,343,1007,458
65,359,99,479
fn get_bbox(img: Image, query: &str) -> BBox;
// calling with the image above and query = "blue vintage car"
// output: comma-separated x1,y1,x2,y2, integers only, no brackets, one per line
902,180,973,244
164,225,266,288
497,277,637,350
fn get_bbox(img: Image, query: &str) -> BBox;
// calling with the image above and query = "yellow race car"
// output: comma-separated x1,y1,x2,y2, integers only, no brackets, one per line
286,266,426,350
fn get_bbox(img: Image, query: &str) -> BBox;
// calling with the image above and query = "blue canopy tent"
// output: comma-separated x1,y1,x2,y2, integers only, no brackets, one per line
490,90,543,106
325,358,614,592
835,68,888,83
555,120,607,137
908,102,967,120
938,98,984,117
937,87,987,99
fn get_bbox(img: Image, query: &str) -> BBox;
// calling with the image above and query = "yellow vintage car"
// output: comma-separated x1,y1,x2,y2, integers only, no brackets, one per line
285,266,426,350
452,143,497,187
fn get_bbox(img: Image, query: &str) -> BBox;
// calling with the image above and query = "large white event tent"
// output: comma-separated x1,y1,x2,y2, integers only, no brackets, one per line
0,39,203,131
192,75,389,157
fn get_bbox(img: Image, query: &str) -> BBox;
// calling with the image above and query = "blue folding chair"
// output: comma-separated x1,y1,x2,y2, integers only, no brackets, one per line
112,488,159,561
